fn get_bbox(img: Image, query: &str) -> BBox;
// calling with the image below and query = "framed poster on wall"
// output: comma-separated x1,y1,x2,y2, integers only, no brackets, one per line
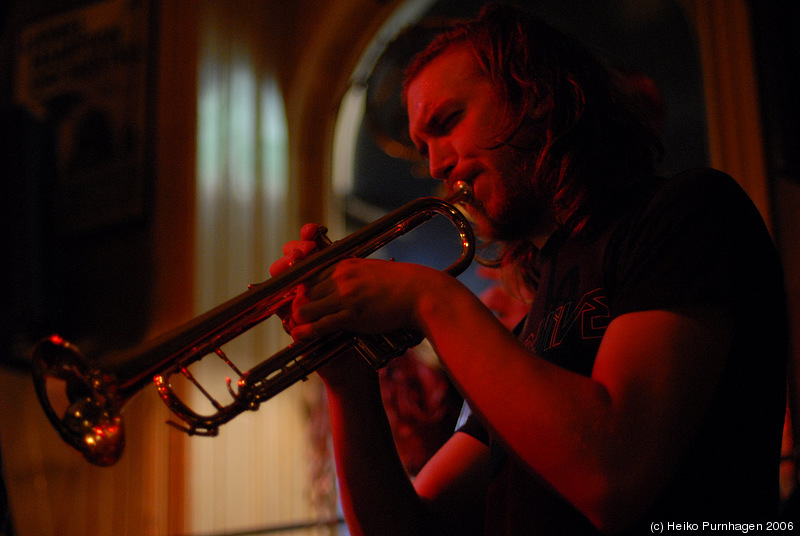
15,0,155,234
2,0,157,368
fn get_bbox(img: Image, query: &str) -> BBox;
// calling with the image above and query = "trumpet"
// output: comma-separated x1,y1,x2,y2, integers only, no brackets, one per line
32,181,475,466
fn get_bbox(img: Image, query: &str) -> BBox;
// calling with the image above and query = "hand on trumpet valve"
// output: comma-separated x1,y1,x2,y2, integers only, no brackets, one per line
270,223,325,336
275,230,452,343
269,223,324,276
291,259,416,337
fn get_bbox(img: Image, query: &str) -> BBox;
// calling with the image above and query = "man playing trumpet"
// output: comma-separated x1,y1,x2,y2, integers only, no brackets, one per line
271,4,787,535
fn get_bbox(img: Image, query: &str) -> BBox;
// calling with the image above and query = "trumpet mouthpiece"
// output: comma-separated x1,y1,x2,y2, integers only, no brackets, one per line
450,181,473,205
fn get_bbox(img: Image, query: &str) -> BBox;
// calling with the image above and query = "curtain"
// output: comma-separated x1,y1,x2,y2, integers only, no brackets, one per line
185,3,325,534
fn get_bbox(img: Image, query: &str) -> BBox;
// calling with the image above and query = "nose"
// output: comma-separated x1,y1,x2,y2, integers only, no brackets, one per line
428,140,456,180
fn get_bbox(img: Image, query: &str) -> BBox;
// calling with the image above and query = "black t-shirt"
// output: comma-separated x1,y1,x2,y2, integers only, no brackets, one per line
459,169,788,535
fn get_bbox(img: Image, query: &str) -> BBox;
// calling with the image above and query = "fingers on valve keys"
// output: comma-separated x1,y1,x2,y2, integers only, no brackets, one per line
269,223,323,277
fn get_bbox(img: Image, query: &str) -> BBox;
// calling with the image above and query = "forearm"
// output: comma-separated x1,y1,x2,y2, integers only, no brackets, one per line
324,360,434,536
290,258,725,531
413,282,625,529
413,277,729,531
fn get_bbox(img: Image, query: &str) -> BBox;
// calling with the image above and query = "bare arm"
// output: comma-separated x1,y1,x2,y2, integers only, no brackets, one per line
414,431,490,535
414,269,731,532
293,259,731,533
321,354,488,536
272,226,489,536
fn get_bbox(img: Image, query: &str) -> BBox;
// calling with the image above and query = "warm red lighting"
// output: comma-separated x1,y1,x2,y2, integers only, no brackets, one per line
92,423,119,439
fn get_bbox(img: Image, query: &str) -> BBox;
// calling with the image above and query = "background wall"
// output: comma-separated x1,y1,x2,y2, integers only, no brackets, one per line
0,0,797,534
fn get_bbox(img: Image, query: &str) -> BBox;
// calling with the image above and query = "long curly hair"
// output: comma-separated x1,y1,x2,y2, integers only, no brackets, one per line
403,2,663,291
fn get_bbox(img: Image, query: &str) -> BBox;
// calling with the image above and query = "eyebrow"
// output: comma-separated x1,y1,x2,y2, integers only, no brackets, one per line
419,99,456,132
410,98,458,154
408,110,434,156
411,107,435,138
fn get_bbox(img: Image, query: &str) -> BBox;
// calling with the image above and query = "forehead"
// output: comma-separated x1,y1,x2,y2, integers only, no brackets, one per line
406,44,488,125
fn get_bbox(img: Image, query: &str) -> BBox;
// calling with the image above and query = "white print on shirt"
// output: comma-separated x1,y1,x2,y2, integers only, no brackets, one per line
524,288,609,355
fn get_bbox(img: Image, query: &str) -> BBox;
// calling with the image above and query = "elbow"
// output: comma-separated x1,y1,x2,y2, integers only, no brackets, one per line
574,472,655,535
586,510,635,536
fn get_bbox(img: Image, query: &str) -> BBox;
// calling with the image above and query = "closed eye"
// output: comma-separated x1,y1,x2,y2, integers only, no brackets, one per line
436,110,462,134
411,107,462,158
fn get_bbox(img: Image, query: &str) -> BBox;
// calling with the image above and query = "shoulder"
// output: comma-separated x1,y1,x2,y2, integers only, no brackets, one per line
669,167,734,185
650,168,771,231
620,167,769,242
648,168,752,212
604,168,779,316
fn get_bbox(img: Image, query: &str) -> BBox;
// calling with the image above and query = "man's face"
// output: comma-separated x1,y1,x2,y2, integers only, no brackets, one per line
406,43,547,242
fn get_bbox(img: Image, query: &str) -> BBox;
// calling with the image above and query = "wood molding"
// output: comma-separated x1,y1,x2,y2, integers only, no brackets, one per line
680,0,772,231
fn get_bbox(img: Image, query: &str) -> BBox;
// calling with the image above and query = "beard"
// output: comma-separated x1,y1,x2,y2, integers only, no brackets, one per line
472,187,543,242
469,149,550,243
